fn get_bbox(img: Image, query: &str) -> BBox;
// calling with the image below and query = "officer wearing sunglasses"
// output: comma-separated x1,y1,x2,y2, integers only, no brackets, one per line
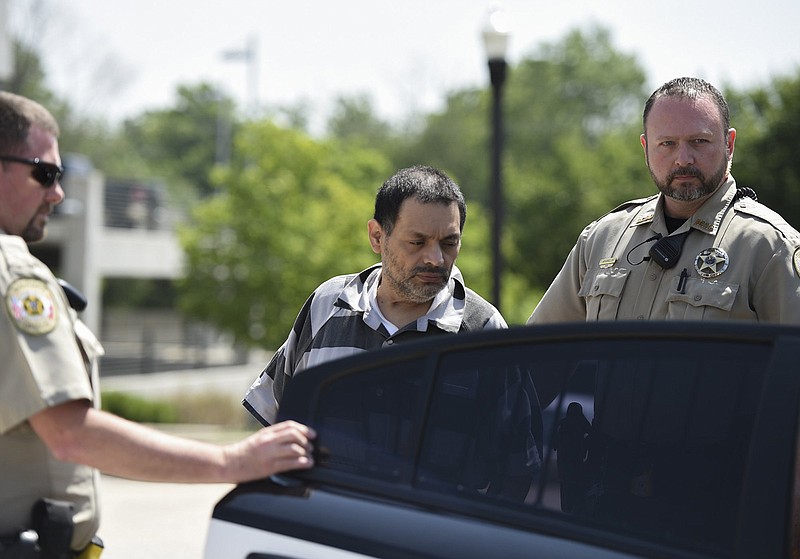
0,155,64,188
0,92,315,559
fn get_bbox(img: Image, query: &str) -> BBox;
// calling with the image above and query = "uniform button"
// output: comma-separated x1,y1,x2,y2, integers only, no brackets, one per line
384,339,394,347
694,295,702,301
649,273,657,281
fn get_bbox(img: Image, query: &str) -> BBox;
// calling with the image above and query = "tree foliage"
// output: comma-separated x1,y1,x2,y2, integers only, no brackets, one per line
8,16,800,334
176,121,392,347
119,83,238,198
726,71,800,230
378,27,650,319
494,28,648,297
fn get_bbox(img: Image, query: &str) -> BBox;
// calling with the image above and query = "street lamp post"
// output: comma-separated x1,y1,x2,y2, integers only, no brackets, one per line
482,7,509,312
221,34,259,114
217,34,259,163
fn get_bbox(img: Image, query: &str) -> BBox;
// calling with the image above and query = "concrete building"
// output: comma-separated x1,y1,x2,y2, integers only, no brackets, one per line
30,155,239,375
34,154,182,334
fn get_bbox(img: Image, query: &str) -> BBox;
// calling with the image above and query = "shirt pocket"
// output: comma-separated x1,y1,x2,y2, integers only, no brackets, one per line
579,268,630,320
665,278,739,320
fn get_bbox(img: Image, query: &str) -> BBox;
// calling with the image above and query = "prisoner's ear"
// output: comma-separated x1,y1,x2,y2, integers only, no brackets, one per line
367,219,384,254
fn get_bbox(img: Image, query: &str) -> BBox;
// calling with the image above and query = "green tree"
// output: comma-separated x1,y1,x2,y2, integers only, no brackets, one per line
392,90,488,204
326,94,394,148
324,26,650,321
177,121,392,348
119,83,238,199
500,27,649,296
727,71,800,229
390,26,649,318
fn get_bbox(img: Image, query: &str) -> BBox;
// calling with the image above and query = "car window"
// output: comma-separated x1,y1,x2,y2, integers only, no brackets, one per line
427,338,770,555
312,356,429,481
305,334,773,556
416,364,542,503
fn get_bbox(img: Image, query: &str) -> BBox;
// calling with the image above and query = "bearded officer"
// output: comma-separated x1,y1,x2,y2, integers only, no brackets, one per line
528,76,800,325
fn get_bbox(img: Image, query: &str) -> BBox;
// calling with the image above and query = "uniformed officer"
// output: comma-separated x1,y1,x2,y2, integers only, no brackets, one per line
0,92,315,558
528,76,800,326
526,77,800,537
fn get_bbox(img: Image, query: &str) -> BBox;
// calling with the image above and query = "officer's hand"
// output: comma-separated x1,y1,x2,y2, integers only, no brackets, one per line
222,420,316,482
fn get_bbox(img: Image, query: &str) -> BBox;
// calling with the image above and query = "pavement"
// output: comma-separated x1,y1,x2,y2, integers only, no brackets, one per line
99,475,233,559
96,363,264,559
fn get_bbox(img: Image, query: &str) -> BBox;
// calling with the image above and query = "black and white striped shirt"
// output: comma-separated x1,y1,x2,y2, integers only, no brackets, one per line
243,264,506,425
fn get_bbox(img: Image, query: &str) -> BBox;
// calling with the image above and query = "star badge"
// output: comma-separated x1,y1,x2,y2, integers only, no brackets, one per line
694,248,729,279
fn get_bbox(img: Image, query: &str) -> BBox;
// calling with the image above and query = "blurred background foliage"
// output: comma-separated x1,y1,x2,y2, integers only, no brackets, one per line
6,19,800,346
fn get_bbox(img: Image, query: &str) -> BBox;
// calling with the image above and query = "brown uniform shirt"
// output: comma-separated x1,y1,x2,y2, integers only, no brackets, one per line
529,178,800,324
0,233,105,550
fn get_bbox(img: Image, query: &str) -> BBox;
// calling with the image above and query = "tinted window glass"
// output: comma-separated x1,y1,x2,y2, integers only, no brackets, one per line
419,338,770,555
312,357,428,481
416,364,542,503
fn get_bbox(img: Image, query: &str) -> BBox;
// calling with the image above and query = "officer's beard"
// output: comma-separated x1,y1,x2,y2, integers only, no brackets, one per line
649,158,729,203
21,204,51,243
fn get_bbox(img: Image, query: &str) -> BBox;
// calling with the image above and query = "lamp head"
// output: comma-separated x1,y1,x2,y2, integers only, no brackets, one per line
482,6,510,61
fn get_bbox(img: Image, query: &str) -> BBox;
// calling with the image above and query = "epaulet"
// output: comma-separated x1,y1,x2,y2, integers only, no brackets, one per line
593,194,658,222
0,233,27,255
733,197,800,242
0,235,39,275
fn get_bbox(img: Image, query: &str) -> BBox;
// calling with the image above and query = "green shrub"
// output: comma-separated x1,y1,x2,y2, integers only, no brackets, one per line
101,390,257,429
101,392,178,423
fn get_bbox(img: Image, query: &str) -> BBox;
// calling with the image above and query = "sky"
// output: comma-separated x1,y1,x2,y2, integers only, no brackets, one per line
20,0,800,132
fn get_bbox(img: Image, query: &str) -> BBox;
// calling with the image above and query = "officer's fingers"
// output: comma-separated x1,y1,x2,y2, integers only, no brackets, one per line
224,431,314,481
270,451,315,474
266,420,317,442
252,425,316,463
257,422,316,456
251,434,315,477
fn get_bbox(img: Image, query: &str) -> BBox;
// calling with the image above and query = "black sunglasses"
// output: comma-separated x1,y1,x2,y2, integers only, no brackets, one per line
0,155,64,188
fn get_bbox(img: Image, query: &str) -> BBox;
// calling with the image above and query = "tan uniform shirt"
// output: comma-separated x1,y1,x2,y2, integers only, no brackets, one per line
0,233,105,550
529,178,800,324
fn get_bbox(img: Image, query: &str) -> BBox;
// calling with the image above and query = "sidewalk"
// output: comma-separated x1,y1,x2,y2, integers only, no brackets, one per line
100,475,233,559
97,363,264,558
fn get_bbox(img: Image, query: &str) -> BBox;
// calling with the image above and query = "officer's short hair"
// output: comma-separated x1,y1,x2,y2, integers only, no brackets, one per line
374,165,467,235
0,92,60,154
642,77,730,134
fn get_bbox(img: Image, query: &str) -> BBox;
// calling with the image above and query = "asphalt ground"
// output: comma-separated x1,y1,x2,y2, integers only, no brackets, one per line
97,364,262,559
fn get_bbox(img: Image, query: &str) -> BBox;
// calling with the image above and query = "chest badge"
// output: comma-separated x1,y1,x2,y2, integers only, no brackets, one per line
694,248,729,279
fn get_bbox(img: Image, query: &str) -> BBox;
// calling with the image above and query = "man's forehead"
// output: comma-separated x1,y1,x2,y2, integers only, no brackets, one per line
651,95,720,119
395,199,459,223
647,96,725,134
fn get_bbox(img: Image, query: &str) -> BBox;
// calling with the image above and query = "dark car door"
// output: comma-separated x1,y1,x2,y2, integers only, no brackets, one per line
208,322,800,559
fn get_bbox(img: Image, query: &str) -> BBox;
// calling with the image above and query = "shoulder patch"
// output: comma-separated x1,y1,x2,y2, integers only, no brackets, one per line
5,278,58,335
